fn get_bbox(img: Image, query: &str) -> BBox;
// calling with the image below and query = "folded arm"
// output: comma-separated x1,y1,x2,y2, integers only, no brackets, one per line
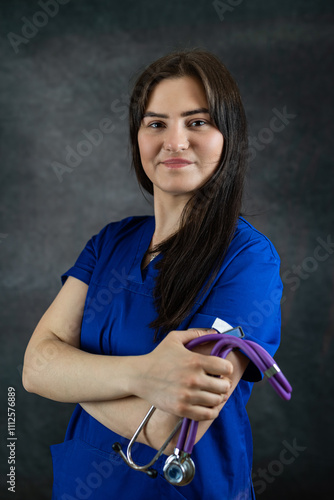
80,348,248,454
23,276,248,454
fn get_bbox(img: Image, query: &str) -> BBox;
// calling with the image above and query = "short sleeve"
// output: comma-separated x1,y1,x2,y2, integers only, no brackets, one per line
60,217,135,287
61,236,97,286
188,235,283,382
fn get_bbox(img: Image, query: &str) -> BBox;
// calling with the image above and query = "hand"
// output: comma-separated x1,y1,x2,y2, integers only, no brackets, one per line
135,328,234,421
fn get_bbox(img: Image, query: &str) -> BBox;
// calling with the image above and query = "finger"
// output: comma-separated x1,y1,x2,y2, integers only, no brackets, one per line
177,403,222,421
198,375,232,396
200,355,234,377
186,390,226,408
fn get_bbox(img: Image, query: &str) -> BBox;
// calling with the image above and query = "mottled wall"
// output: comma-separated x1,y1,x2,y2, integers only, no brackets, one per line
0,0,333,498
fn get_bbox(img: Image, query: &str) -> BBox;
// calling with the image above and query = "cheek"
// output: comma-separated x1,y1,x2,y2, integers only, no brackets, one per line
205,133,224,159
137,133,148,162
138,132,159,164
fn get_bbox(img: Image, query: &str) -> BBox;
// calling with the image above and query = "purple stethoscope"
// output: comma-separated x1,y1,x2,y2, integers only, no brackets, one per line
112,327,292,486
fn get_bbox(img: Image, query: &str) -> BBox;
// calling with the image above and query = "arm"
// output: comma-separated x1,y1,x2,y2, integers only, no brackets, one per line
23,277,233,418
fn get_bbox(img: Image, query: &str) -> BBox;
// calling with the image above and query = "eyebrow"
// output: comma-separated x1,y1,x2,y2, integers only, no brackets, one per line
142,107,210,119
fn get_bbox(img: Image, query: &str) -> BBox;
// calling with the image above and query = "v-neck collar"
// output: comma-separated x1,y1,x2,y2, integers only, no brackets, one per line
129,216,160,284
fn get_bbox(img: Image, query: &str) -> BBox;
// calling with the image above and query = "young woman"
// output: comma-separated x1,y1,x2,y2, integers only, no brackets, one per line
23,49,283,499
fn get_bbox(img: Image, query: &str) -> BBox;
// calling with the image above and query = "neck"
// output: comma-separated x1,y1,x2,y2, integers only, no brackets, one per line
150,189,191,248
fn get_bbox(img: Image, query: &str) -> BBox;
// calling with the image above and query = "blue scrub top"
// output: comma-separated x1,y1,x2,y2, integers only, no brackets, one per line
51,215,282,500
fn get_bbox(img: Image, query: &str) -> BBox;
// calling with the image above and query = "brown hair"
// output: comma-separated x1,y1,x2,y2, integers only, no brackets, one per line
129,48,248,340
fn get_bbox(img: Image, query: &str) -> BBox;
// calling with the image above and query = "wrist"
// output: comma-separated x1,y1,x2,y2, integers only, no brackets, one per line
121,354,147,398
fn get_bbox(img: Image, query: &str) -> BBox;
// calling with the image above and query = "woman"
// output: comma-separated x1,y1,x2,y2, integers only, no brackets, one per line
23,49,283,499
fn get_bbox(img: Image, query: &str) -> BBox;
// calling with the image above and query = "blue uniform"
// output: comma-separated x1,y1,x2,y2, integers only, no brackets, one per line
51,215,282,500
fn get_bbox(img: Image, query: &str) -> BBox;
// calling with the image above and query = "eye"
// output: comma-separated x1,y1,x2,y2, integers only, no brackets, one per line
189,119,208,127
148,121,165,129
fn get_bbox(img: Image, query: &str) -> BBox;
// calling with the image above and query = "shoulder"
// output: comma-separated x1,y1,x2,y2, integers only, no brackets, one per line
228,216,280,263
90,215,152,252
212,217,281,285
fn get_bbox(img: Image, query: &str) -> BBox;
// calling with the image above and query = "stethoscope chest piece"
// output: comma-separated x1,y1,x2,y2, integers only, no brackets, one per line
163,449,195,486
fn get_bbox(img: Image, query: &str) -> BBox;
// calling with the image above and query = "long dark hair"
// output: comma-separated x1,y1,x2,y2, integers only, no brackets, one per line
129,48,248,340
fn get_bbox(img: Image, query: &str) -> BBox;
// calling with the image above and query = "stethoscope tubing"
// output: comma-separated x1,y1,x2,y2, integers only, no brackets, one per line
177,333,292,455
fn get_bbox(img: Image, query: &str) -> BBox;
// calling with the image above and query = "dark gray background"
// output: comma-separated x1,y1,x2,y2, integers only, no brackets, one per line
0,0,333,498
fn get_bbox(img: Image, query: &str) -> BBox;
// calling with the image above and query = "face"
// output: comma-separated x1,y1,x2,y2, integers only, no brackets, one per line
137,76,224,201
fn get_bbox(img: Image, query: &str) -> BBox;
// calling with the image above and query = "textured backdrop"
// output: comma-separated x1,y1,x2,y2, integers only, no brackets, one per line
0,0,333,498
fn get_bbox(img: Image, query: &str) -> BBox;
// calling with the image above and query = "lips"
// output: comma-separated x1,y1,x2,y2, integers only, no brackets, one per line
161,158,193,168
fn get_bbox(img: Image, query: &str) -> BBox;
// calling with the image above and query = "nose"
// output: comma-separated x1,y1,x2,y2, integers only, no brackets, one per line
162,124,189,152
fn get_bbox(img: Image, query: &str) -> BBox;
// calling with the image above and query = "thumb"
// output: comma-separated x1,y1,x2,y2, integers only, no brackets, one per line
175,328,218,346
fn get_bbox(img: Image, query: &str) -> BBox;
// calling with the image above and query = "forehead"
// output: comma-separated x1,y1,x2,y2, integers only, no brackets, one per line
145,76,208,111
